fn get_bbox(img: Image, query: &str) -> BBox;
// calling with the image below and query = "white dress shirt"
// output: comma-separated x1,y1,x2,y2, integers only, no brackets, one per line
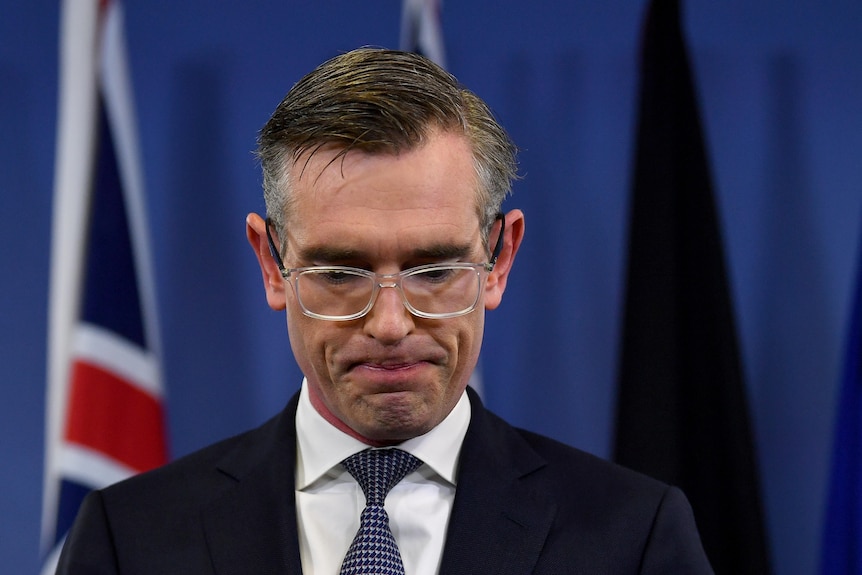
294,379,471,575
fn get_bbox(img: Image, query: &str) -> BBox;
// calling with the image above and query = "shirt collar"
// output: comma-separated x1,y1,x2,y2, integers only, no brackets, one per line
295,378,471,489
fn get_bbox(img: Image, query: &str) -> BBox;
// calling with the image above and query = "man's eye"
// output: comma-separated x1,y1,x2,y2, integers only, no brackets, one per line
417,267,456,283
321,271,362,285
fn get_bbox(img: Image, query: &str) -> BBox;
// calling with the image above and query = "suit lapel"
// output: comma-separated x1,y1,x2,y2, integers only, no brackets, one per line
195,389,556,574
202,395,304,575
439,388,557,575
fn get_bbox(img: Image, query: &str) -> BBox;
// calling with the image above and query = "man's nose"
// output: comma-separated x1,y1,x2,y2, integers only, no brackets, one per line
362,283,414,342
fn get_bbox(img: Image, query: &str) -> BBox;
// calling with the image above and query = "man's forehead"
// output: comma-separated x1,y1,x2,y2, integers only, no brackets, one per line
288,209,481,246
280,128,485,244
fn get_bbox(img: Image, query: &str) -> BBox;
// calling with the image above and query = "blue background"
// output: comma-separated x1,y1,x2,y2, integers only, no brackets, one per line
3,1,861,573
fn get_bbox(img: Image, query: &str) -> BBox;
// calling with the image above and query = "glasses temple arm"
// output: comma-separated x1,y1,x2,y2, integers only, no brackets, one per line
264,218,287,273
489,212,505,267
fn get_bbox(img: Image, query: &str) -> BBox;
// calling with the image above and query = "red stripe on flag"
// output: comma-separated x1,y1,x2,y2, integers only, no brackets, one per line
64,359,168,473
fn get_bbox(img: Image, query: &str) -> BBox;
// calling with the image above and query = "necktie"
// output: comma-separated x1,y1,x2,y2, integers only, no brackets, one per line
339,448,422,575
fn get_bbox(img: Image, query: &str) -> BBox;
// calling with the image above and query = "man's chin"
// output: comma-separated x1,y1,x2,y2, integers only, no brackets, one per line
353,393,437,443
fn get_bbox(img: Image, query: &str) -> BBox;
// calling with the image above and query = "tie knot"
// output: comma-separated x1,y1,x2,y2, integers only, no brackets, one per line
342,449,422,507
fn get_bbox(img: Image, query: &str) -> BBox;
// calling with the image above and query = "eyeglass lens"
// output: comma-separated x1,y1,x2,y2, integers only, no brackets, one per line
296,266,482,319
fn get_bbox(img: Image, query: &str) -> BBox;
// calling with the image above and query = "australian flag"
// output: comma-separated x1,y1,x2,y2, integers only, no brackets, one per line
41,1,169,573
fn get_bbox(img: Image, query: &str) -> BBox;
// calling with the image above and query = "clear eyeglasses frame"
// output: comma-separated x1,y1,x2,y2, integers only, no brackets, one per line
264,214,505,321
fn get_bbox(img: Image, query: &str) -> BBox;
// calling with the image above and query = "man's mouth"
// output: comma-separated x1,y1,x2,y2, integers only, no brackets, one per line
362,361,419,370
347,360,431,387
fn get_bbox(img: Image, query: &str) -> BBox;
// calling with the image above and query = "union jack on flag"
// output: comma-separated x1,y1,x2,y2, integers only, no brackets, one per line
40,1,168,572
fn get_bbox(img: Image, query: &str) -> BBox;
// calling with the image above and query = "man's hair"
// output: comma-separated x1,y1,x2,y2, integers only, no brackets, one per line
257,47,518,247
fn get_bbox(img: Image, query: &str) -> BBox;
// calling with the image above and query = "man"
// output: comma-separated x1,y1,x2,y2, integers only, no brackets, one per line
57,48,713,574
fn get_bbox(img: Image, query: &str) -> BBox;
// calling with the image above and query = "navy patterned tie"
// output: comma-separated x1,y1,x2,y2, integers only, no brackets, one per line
339,448,422,575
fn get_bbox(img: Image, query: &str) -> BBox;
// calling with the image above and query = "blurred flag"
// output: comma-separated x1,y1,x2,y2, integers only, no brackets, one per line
40,1,168,572
400,0,446,68
820,228,862,575
613,0,771,572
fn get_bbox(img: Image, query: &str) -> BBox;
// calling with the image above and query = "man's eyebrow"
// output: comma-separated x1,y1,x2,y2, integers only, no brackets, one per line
411,243,474,261
295,245,366,263
295,242,475,264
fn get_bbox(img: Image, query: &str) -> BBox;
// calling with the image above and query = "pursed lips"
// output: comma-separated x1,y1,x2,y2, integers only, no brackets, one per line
334,342,449,383
351,360,430,377
345,356,438,389
340,346,446,372
362,361,421,370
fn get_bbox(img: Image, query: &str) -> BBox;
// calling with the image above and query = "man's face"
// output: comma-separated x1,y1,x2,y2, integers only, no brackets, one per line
248,129,522,445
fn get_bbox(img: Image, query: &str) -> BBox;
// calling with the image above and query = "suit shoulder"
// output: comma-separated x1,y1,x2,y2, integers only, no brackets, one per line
477,405,667,497
101,409,288,507
458,399,712,572
516,425,667,494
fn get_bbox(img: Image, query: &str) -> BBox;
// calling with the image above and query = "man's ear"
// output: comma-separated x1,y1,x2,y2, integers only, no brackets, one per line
484,208,525,310
246,213,287,311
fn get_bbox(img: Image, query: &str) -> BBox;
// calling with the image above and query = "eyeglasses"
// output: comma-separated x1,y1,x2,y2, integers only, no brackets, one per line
265,214,505,321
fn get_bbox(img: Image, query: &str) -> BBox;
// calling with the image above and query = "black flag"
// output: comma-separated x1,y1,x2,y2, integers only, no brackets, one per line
613,0,771,572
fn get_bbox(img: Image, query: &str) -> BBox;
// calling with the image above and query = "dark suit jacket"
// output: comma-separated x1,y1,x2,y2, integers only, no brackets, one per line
57,387,713,574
